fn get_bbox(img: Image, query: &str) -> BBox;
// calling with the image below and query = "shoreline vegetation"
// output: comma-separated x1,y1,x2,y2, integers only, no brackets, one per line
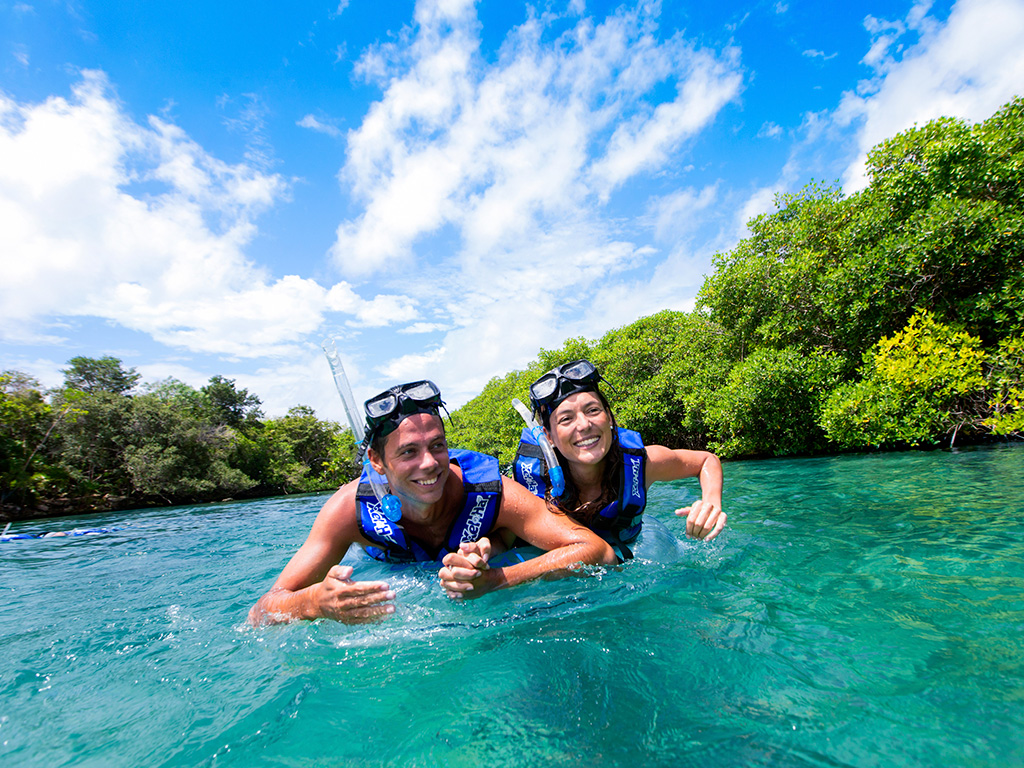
3,98,1022,524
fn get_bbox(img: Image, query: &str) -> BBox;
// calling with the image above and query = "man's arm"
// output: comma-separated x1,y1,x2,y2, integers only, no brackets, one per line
646,445,726,541
438,477,616,599
248,481,396,625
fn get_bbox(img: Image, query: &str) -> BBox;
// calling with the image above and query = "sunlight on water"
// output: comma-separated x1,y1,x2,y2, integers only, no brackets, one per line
2,444,1023,767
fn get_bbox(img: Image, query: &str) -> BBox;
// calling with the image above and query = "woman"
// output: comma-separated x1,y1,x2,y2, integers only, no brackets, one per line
512,359,725,559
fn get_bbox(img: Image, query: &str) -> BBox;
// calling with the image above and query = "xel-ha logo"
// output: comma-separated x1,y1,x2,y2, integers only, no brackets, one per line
462,495,490,541
519,459,539,495
630,458,641,499
367,503,398,545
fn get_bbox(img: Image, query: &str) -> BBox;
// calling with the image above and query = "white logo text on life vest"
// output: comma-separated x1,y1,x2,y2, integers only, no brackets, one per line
630,457,641,500
519,458,538,495
367,502,398,545
462,495,490,541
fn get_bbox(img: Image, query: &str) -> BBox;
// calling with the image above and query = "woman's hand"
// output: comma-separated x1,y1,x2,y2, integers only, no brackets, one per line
675,498,726,541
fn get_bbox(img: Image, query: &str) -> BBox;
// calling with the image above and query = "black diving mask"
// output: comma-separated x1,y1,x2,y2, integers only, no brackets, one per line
528,359,603,416
364,380,445,444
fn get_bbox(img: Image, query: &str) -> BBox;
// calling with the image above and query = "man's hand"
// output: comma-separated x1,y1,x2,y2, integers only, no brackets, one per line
438,538,495,599
675,499,726,541
306,565,396,623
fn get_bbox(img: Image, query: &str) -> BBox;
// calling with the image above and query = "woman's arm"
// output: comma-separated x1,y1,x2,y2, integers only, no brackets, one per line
645,445,726,541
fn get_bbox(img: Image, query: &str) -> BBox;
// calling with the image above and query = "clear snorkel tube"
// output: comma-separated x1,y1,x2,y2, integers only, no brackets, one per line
322,339,403,522
511,398,565,498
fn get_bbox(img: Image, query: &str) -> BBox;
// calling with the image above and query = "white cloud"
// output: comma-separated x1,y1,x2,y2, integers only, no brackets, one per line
325,283,419,327
838,0,1024,191
330,2,743,276
736,186,781,234
219,92,277,171
135,347,377,422
398,322,448,334
588,47,743,199
243,350,356,421
377,346,448,381
651,185,719,243
318,2,746,404
0,71,416,357
297,113,344,138
802,49,837,61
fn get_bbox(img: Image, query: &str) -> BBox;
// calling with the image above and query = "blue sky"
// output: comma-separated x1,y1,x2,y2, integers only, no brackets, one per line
2,0,1023,422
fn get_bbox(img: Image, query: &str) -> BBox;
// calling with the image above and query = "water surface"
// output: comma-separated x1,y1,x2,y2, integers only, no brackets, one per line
2,444,1023,766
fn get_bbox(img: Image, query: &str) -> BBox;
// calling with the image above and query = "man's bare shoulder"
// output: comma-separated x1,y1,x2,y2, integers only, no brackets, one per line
309,478,362,539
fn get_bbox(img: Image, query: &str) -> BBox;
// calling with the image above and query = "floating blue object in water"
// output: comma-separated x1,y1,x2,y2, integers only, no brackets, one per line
1,526,123,542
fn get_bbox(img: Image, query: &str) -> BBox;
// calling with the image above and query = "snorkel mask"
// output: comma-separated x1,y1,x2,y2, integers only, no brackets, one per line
363,379,446,448
528,359,603,421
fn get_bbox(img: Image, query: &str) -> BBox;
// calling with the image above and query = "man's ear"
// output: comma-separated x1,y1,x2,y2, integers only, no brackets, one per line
367,446,387,475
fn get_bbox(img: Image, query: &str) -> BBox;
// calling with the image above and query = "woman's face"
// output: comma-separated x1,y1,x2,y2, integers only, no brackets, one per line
548,391,613,468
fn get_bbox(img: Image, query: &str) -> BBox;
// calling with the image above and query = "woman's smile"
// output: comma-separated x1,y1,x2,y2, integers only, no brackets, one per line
549,391,613,467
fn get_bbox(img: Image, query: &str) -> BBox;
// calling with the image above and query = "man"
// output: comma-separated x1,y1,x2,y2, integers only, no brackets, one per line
249,379,615,625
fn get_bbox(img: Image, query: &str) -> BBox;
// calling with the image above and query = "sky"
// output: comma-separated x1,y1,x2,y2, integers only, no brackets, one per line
2,0,1023,425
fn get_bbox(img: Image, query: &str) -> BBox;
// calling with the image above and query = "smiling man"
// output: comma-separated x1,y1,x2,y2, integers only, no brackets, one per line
249,379,615,625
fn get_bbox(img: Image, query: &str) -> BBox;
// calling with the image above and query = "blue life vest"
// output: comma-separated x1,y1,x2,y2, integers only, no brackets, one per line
356,448,502,562
513,427,648,547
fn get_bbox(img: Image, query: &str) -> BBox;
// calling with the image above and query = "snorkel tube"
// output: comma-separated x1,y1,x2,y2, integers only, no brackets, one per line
511,398,565,498
322,339,403,522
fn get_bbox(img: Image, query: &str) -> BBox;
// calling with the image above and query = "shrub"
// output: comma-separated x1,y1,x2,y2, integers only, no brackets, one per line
821,311,986,448
706,347,844,457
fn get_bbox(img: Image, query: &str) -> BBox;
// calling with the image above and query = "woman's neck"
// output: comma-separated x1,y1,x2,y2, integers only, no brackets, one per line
569,460,605,504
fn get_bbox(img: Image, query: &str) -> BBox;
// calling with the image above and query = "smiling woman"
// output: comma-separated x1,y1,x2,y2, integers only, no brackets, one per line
513,359,726,560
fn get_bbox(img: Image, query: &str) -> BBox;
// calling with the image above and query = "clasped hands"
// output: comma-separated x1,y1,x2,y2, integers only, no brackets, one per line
438,538,494,599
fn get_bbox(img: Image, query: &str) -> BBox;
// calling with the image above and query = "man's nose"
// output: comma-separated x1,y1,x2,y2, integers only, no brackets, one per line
419,449,440,469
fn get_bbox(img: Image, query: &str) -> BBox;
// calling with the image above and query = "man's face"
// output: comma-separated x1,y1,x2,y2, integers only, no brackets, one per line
369,412,450,507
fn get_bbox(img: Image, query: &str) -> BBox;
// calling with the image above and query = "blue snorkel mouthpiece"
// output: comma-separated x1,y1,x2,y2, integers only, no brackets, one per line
512,398,565,498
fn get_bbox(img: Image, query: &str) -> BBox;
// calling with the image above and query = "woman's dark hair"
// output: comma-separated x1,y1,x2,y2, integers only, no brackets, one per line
541,388,622,526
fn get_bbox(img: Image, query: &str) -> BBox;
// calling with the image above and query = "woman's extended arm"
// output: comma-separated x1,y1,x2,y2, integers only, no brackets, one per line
645,445,726,541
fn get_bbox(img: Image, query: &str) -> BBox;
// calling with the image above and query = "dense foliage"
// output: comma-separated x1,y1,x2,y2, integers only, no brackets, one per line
4,99,1022,520
0,363,360,521
449,97,1023,461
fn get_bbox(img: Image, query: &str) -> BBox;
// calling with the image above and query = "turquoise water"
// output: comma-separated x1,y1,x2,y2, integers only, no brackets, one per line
2,444,1024,767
